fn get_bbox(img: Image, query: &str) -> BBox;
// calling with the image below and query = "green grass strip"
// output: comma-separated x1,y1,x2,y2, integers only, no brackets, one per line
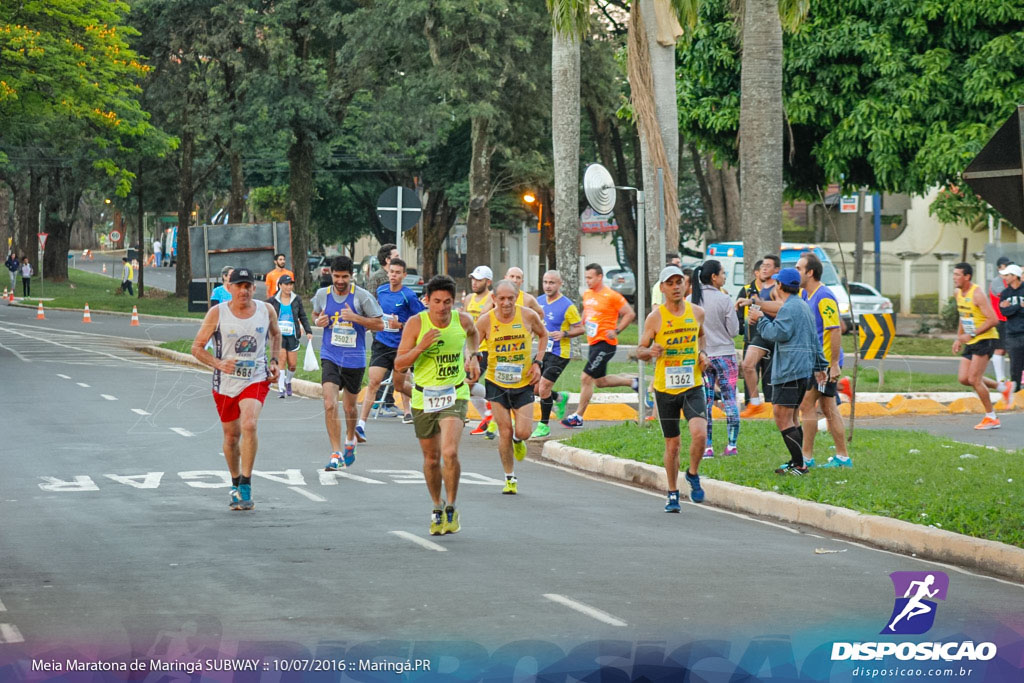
564,421,1023,548
21,269,204,318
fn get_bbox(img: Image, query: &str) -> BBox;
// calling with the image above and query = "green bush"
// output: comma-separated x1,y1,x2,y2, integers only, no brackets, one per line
911,293,938,314
939,297,959,332
886,293,901,313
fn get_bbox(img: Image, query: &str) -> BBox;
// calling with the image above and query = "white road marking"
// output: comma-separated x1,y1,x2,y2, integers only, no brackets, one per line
38,476,99,492
0,597,6,611
76,382,90,388
389,531,447,552
0,623,24,644
131,409,151,415
100,394,118,401
0,342,30,362
253,469,306,486
318,470,386,485
289,486,326,502
57,374,71,379
105,472,164,489
169,427,194,437
543,594,627,627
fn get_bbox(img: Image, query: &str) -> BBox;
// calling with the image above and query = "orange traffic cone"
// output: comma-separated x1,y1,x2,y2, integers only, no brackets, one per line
82,303,92,323
102,263,107,274
7,289,13,303
1,287,6,299
130,305,140,326
36,301,45,319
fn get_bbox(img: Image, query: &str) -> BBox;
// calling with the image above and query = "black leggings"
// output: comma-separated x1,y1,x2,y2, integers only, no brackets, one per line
22,277,29,297
1009,344,1024,393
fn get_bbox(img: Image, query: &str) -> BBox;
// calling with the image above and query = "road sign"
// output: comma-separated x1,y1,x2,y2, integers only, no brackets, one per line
108,230,122,244
376,186,421,233
858,313,896,360
37,232,48,251
962,105,1024,232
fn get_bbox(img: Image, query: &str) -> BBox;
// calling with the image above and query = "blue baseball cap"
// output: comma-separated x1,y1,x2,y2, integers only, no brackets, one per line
776,268,801,288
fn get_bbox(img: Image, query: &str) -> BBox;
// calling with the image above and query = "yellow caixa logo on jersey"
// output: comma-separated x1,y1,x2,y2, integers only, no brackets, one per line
831,572,997,662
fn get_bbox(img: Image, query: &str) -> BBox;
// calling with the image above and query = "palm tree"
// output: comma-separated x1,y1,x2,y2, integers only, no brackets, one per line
548,0,590,301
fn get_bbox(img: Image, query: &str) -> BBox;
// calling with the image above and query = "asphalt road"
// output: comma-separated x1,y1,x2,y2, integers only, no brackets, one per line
0,304,1021,680
72,254,269,299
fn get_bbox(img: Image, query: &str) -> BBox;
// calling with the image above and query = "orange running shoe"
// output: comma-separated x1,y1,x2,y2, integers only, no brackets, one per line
974,416,1001,430
470,415,492,435
838,376,853,400
1000,383,1012,407
739,403,771,419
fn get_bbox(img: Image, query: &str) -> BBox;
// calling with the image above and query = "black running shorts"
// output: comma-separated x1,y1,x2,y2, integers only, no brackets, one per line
485,381,534,410
583,341,616,379
281,334,300,353
369,338,398,370
541,355,571,383
771,377,812,408
653,387,707,439
322,359,364,395
962,337,996,360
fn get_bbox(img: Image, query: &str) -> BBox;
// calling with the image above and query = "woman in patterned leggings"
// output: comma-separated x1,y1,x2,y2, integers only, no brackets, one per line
689,260,741,457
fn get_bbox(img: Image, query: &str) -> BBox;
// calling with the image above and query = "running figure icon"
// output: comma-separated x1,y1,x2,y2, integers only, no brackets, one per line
882,571,949,635
888,574,939,632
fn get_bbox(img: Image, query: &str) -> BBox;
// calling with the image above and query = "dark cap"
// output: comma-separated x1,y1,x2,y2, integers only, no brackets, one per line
996,256,1013,267
229,268,255,284
278,274,294,285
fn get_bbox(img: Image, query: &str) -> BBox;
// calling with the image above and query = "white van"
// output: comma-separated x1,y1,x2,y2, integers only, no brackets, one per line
705,241,855,326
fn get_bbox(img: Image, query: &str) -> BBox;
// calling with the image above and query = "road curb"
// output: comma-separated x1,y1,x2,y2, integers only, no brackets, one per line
540,440,1024,583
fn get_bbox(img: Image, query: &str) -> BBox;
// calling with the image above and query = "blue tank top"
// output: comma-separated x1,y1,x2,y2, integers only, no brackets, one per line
278,300,296,337
320,292,367,368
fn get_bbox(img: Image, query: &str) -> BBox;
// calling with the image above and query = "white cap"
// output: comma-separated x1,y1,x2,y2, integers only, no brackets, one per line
470,265,493,281
999,263,1023,278
658,265,685,283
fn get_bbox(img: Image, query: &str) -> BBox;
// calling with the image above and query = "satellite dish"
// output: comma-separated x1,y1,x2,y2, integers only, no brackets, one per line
584,163,616,215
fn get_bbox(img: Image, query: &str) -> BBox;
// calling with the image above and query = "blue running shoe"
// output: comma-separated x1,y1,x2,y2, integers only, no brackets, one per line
560,414,583,429
237,484,254,510
664,490,681,513
355,424,367,443
804,457,816,468
324,452,342,471
685,471,705,503
343,444,356,467
644,391,654,409
819,456,853,469
229,486,242,510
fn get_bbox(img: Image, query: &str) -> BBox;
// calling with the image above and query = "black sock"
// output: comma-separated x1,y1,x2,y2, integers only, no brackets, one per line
239,475,251,486
540,395,554,423
232,476,240,487
512,436,522,444
781,427,804,466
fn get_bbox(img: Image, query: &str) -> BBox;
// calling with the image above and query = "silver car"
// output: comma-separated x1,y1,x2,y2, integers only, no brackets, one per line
604,266,636,303
848,281,893,323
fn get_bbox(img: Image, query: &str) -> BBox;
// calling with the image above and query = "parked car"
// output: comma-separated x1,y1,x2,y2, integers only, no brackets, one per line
308,254,331,286
355,255,424,294
604,266,636,303
848,281,894,323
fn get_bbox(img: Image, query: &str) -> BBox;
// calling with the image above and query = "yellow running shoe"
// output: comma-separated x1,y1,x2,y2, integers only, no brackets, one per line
502,477,518,495
513,438,526,461
485,420,498,440
429,508,444,535
442,506,460,534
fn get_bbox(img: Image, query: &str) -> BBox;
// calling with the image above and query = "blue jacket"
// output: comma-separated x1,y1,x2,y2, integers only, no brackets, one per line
755,294,828,384
5,256,18,273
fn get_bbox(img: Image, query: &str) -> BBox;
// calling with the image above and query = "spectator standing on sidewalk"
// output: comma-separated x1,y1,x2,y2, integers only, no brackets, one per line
20,257,32,297
689,260,740,458
121,257,134,296
5,251,19,293
998,263,1024,396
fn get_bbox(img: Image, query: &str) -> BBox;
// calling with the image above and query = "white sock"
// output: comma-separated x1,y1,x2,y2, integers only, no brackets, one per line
285,369,294,383
506,472,515,480
357,419,365,429
751,397,763,406
985,412,997,420
993,355,1006,383
345,437,356,446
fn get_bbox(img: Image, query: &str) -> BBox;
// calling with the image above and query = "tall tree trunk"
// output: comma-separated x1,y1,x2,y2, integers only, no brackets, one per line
0,185,10,253
465,116,493,284
287,131,314,293
42,169,79,282
552,30,582,302
420,188,454,279
635,0,681,316
739,0,783,280
228,149,245,222
14,171,43,268
704,161,727,240
175,131,195,297
722,161,741,241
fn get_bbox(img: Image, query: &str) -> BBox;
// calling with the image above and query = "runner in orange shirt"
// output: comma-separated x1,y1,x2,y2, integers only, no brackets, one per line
264,253,294,299
561,263,638,428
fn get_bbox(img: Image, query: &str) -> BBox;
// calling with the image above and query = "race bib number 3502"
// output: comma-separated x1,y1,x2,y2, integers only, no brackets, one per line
331,324,357,347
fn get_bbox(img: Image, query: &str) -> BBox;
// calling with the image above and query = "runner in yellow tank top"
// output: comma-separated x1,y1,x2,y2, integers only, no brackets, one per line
396,275,480,535
475,280,548,494
952,263,1002,430
638,266,710,513
464,265,494,435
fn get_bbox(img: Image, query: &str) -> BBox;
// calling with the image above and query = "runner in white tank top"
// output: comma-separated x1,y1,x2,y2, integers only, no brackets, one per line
191,268,282,511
